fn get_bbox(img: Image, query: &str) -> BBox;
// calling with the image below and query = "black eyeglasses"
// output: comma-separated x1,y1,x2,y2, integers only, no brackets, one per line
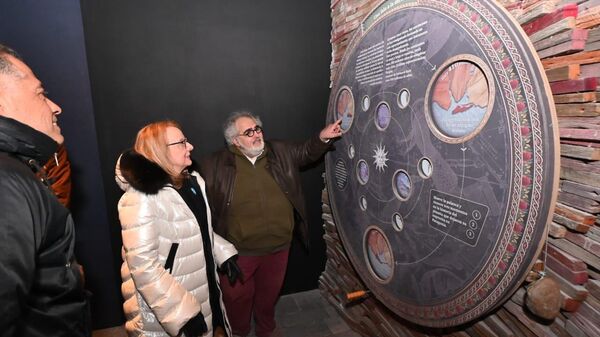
167,138,188,147
239,125,263,137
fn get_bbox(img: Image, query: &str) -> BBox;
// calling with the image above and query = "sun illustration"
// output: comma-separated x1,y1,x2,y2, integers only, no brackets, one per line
373,143,389,172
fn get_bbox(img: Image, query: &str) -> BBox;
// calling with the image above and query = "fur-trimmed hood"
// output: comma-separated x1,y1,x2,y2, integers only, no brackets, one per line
115,149,199,195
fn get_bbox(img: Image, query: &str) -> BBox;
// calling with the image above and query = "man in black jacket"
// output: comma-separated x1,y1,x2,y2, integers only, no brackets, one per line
201,111,341,337
0,43,90,336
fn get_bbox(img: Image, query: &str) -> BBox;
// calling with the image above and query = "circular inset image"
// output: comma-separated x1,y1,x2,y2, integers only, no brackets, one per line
398,89,410,109
357,159,369,185
362,95,370,111
359,196,368,211
364,227,394,282
334,159,348,190
425,55,495,143
418,157,433,179
392,213,404,232
348,144,355,159
375,102,391,130
336,86,355,132
392,170,412,200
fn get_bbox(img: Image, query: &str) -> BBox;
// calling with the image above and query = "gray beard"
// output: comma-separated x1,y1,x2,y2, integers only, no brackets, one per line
240,143,264,158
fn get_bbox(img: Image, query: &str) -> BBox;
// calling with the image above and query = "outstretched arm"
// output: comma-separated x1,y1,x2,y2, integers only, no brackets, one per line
284,118,344,167
319,119,343,142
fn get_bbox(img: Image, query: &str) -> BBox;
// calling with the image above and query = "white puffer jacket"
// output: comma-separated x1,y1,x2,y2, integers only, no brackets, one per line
116,150,237,337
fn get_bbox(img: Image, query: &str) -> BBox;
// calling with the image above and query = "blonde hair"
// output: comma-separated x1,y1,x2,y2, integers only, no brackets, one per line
134,120,186,186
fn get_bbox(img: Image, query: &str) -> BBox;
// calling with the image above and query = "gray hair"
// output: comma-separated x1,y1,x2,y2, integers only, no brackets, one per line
223,111,263,145
0,43,22,76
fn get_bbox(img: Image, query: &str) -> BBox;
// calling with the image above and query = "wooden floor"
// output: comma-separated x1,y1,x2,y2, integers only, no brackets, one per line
92,289,360,337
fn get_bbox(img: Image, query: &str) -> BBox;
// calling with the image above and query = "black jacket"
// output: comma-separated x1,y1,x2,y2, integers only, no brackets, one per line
0,116,90,337
199,135,330,251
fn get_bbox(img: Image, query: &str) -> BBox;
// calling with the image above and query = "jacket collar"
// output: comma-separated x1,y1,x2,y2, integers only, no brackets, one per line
117,149,199,195
0,115,58,166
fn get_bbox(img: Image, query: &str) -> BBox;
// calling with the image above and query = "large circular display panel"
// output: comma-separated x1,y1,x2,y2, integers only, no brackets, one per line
325,0,559,328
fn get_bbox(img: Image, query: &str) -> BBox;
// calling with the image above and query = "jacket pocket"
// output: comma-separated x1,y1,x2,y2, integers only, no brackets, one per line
164,243,179,274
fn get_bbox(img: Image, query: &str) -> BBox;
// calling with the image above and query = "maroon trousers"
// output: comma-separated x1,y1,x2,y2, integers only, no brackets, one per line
219,249,290,337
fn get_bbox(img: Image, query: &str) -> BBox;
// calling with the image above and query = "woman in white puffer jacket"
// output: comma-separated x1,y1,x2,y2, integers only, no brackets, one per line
115,121,241,337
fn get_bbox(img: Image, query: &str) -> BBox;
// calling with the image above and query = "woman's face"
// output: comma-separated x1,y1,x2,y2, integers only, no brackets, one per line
165,126,193,174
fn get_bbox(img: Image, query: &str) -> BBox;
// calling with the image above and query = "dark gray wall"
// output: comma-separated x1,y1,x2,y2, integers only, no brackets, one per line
0,0,123,329
80,0,332,294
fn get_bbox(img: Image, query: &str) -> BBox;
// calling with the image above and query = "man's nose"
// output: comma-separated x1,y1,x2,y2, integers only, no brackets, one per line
47,98,62,115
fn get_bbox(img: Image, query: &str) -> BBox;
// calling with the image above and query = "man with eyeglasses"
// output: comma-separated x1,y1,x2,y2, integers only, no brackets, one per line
200,111,342,337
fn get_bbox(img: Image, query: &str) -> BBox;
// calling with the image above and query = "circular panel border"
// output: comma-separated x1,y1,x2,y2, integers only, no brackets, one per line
324,0,559,328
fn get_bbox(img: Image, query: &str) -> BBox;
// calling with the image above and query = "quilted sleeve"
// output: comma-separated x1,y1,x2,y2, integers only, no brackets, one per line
212,234,238,267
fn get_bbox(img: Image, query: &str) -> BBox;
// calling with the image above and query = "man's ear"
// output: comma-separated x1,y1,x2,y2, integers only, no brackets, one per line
232,137,240,147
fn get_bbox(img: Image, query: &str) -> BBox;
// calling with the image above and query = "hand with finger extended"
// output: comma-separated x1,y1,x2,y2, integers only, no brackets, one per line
319,118,343,142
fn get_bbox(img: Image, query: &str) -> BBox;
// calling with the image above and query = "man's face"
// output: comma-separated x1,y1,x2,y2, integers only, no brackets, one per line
233,116,264,157
0,55,63,143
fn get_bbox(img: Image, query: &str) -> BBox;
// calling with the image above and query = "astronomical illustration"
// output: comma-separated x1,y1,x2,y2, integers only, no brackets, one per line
426,56,494,143
362,95,371,111
325,0,558,328
357,159,370,185
398,89,410,109
392,170,411,200
418,157,433,179
365,227,394,282
375,102,392,130
359,195,368,211
392,213,404,232
336,86,355,132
